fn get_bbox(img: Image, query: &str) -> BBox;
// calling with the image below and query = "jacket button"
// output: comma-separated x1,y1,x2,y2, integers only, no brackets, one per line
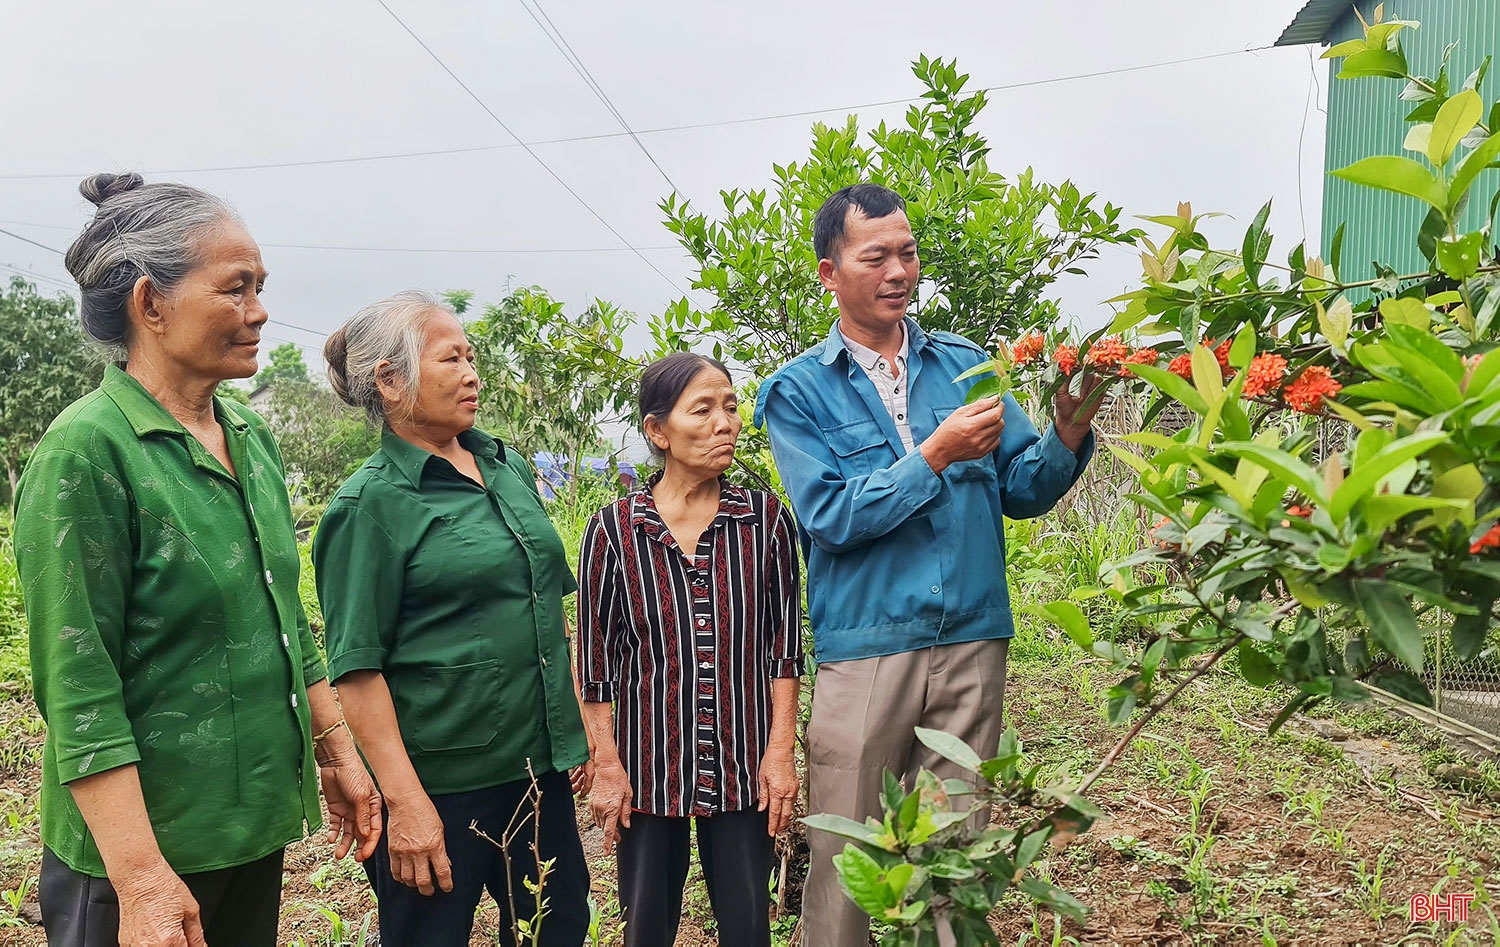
930,585,940,594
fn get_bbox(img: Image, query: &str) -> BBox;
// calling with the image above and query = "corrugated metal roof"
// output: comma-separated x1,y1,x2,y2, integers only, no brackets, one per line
1275,0,1354,46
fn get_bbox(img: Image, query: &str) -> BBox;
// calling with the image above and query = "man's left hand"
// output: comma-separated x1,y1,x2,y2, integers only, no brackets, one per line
1053,371,1109,453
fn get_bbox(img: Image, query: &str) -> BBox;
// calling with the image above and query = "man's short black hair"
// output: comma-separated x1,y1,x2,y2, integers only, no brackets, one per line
813,184,907,263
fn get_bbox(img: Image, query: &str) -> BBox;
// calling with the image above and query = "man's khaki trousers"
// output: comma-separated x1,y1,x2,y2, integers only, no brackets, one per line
802,638,1009,947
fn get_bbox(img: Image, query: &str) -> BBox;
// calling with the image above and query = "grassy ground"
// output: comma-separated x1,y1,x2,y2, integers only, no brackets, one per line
0,510,1497,944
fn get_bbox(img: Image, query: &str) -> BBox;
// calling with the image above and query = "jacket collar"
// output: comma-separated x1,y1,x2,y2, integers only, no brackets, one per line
380,426,506,489
819,316,927,366
102,364,250,438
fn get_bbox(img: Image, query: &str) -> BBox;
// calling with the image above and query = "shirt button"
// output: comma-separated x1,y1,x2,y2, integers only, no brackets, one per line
541,657,549,668
697,618,708,628
282,633,290,648
265,570,274,585
290,692,298,708
897,413,905,421
931,585,940,594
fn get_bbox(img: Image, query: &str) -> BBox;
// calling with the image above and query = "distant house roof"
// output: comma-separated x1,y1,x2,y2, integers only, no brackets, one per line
1275,0,1353,46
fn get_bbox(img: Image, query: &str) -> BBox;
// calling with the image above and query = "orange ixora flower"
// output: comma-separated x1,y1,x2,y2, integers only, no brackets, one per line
1243,353,1289,398
1204,338,1233,373
1085,335,1131,369
1472,523,1500,554
1168,353,1194,379
1054,344,1079,375
1282,365,1342,413
1012,332,1046,366
1120,347,1159,376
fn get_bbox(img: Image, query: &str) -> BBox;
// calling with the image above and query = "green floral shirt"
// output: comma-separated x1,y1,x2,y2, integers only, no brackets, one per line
14,365,326,877
313,428,588,796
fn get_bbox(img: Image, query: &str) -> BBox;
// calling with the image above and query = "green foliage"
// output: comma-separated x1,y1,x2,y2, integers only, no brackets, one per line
254,341,310,390
0,277,101,495
650,55,1141,381
460,286,637,471
828,21,1500,942
263,381,381,505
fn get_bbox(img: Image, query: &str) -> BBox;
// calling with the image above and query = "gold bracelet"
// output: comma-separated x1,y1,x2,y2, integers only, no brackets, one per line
313,719,347,743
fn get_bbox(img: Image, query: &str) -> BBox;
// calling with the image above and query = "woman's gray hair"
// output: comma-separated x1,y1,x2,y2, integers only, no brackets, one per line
63,172,240,347
324,290,450,424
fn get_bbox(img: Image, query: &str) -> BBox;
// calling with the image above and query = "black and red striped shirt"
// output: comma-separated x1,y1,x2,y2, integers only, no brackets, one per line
576,476,803,817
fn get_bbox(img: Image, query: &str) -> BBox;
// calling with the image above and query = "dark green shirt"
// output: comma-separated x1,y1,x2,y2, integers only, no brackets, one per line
14,365,327,877
313,428,587,795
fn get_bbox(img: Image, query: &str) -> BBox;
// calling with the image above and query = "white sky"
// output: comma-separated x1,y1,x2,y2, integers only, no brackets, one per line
0,0,1326,370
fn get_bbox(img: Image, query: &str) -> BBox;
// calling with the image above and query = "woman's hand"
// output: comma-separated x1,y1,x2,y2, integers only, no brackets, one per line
114,862,207,947
570,759,595,797
319,756,383,862
758,744,800,837
588,757,633,854
385,792,453,896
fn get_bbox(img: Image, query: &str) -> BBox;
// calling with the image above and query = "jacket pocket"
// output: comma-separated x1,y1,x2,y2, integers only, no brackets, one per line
398,660,502,753
826,419,891,476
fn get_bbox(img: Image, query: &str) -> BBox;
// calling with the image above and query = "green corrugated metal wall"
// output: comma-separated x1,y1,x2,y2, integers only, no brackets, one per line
1322,0,1500,283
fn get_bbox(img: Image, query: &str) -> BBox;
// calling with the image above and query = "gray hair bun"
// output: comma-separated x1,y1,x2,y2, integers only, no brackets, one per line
79,171,146,206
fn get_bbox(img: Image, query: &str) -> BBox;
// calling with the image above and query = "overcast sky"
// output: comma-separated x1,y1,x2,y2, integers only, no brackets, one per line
1,0,1326,370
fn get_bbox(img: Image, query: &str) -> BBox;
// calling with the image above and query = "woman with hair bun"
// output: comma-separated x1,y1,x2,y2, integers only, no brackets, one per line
313,291,593,946
12,173,382,947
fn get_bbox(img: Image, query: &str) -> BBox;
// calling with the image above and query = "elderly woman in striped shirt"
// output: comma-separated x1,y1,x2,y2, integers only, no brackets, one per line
578,353,804,947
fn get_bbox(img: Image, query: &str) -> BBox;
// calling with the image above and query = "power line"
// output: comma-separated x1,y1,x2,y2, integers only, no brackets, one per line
0,227,64,254
0,217,678,255
0,45,1273,182
0,261,73,289
517,0,686,199
374,0,691,299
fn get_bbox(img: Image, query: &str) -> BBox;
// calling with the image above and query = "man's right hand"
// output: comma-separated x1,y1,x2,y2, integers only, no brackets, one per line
385,791,453,896
114,862,207,947
921,396,1006,474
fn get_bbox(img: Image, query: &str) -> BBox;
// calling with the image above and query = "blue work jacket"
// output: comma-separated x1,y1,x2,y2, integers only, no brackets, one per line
753,318,1094,664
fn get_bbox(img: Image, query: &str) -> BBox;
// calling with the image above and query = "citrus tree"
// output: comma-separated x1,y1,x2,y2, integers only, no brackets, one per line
810,19,1500,943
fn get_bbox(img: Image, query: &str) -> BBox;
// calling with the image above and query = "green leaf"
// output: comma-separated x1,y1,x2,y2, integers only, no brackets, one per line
1318,297,1354,353
1124,362,1208,413
1030,601,1093,649
833,845,897,916
1437,231,1485,279
802,814,887,848
1329,430,1449,523
914,727,983,775
1219,442,1326,505
1384,323,1466,382
1470,350,1500,395
1354,580,1425,674
1228,324,1256,370
1017,877,1089,924
1450,132,1500,209
1331,156,1448,210
1322,38,1369,60
1363,495,1469,534
1339,47,1408,79
1369,669,1434,707
1241,200,1272,285
1191,346,1224,403
1428,89,1484,166
1403,123,1433,157
1237,642,1279,686
1380,297,1431,330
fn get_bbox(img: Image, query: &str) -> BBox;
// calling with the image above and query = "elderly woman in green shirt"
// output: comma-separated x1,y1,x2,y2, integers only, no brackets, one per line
14,173,381,947
314,291,592,946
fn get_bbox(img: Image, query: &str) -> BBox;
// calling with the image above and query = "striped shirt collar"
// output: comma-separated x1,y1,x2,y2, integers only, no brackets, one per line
630,473,759,545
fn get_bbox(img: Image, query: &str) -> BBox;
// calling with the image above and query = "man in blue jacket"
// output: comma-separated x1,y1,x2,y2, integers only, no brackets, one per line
754,184,1101,946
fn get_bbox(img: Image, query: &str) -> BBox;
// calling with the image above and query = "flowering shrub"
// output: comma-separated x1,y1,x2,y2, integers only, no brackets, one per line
817,18,1500,944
